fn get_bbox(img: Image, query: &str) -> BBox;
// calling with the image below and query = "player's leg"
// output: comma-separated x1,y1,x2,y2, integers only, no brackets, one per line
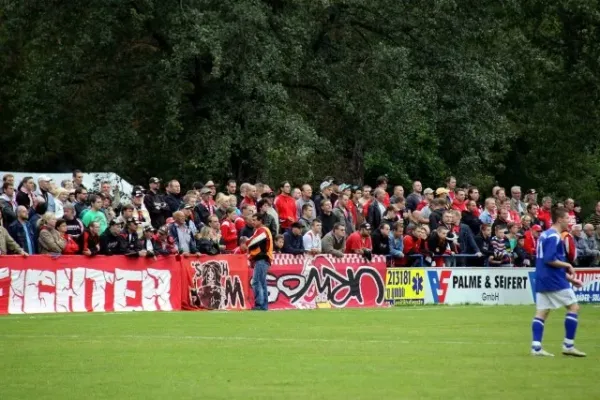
562,299,586,357
531,306,552,356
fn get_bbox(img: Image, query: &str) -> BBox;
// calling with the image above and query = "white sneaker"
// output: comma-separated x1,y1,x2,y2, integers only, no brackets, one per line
562,347,587,357
531,348,555,357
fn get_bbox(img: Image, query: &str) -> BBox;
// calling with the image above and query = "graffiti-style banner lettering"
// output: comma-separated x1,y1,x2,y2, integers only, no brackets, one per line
0,255,182,314
267,255,387,309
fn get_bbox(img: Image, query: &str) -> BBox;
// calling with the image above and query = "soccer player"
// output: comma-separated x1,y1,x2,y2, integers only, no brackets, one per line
531,207,586,357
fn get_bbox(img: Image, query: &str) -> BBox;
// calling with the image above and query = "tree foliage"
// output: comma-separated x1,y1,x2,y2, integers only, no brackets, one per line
1,0,599,206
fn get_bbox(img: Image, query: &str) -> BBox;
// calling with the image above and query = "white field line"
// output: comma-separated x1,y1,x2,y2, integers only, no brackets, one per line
0,305,528,320
0,333,598,348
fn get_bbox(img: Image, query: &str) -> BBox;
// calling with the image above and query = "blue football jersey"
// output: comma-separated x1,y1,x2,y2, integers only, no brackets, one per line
535,228,570,292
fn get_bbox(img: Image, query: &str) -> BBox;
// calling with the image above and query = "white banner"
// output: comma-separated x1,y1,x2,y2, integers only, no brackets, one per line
424,268,536,305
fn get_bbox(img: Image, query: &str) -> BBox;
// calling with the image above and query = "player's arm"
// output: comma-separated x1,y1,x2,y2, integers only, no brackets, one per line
543,235,573,270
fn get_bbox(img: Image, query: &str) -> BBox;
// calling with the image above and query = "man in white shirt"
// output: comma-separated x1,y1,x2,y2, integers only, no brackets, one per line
303,219,322,255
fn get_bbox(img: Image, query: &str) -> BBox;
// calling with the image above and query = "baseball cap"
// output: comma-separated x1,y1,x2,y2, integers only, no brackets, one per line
126,217,139,225
132,190,144,197
423,188,434,195
339,184,350,192
180,204,194,210
200,187,212,195
38,175,53,182
320,180,333,191
532,224,542,232
108,218,122,227
149,177,161,184
435,188,449,195
360,222,372,230
527,189,536,194
143,225,155,233
261,191,275,199
205,180,216,187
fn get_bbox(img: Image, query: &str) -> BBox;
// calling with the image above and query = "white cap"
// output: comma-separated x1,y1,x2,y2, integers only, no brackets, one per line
38,175,53,182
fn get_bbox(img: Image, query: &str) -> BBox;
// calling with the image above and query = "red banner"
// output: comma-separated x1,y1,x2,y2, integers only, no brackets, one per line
180,255,250,310
0,255,182,314
267,255,387,310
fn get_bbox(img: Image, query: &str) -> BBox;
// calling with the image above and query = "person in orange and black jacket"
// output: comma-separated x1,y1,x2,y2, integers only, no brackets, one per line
274,181,297,234
243,213,273,311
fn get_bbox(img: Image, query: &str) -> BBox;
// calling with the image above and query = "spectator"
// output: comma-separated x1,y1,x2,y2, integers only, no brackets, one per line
500,199,520,224
375,176,390,207
244,213,273,311
122,218,142,254
513,235,531,267
406,181,423,212
144,177,169,228
564,198,577,230
196,226,221,255
538,196,553,229
205,215,225,251
52,187,69,219
446,176,457,202
228,195,241,216
237,204,254,237
61,179,74,190
451,188,467,212
428,198,447,231
402,225,428,266
99,193,116,223
380,206,398,229
274,181,297,232
56,219,79,255
474,224,493,266
349,186,363,228
63,204,84,241
81,221,101,256
388,221,405,265
81,194,108,234
479,198,497,225
434,187,449,201
205,180,217,199
36,176,56,213
506,222,520,252
193,187,214,226
332,193,354,234
462,200,482,236
371,223,391,255
260,191,280,234
254,198,276,236
416,188,434,212
0,211,27,256
526,203,542,226
492,207,511,233
99,180,121,209
1,173,15,192
292,188,301,201
359,185,372,212
467,187,483,216
225,179,238,203
303,219,322,255
510,186,526,215
428,225,457,267
296,184,316,221
131,190,151,235
272,234,284,253
524,224,542,257
100,220,129,255
495,187,508,203
490,225,511,266
314,181,333,217
572,224,598,267
582,224,600,266
240,185,257,209
214,194,230,222
520,215,532,233
367,188,386,230
169,211,197,255
345,222,373,255
239,206,256,239
137,225,159,256
586,201,600,228
319,200,336,237
298,203,314,234
164,180,183,213
282,222,305,255
16,176,36,211
154,225,177,255
220,207,239,252
574,201,583,225
29,202,48,234
72,187,88,218
72,170,86,190
451,209,481,259
390,185,405,205
322,222,347,258
0,182,17,226
38,213,66,254
8,206,35,254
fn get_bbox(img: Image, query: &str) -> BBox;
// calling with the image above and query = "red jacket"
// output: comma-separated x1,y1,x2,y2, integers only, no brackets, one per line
538,208,552,230
523,230,537,256
383,192,390,207
62,234,80,255
451,199,467,212
274,194,297,230
220,220,238,251
240,196,256,209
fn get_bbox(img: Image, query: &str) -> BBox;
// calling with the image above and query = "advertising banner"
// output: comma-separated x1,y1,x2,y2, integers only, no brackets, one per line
425,268,535,305
180,255,250,310
385,268,425,305
0,255,182,314
572,268,600,303
267,254,387,310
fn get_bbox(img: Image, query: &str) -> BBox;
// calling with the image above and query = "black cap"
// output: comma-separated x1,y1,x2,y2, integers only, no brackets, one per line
132,190,144,198
109,219,122,227
261,191,275,199
126,217,139,225
143,225,155,232
360,222,372,230
149,177,161,184
179,204,194,210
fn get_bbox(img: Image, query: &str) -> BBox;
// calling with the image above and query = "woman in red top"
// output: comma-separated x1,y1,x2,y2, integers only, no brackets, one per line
220,207,239,252
82,222,101,256
402,226,429,266
274,181,297,232
56,219,80,254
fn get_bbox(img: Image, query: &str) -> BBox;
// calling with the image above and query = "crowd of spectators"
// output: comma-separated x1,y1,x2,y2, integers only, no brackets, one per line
0,171,599,267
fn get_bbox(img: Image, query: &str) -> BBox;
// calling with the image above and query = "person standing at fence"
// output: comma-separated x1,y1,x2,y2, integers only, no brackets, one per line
531,207,586,357
243,214,273,310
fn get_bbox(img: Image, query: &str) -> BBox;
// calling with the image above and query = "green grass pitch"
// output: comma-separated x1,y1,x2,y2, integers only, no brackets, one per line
1,305,598,400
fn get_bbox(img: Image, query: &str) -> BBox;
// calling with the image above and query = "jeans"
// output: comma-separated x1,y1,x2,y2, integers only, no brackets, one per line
252,259,270,310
